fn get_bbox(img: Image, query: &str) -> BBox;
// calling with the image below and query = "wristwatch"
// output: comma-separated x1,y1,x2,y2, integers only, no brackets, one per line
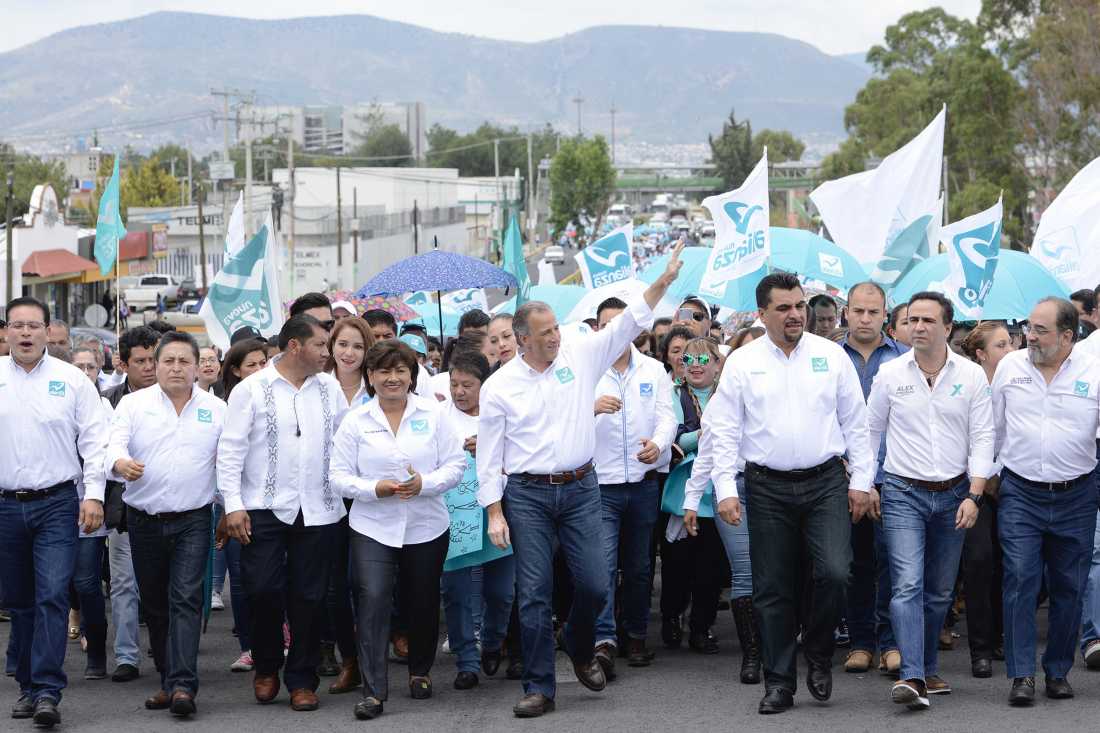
965,492,984,507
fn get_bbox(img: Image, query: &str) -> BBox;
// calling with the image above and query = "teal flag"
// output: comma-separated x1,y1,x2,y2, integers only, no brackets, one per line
502,213,531,308
93,157,126,276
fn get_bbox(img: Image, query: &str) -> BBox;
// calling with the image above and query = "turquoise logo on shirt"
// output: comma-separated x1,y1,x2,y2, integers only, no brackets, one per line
639,382,653,396
1074,380,1090,397
811,357,828,373
197,408,213,423
410,419,429,434
555,367,575,384
48,380,65,397
951,384,963,397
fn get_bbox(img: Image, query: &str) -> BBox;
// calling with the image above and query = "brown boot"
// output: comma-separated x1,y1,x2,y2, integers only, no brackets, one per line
328,658,361,694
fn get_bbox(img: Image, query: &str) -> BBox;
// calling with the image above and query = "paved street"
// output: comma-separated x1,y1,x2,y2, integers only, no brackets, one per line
2,599,1098,732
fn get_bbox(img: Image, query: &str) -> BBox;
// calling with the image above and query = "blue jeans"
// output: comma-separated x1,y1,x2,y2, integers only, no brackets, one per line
999,471,1098,678
128,506,212,695
0,485,79,703
223,537,250,651
212,503,226,594
1079,511,1100,653
881,474,968,682
108,529,141,668
595,477,660,645
442,554,515,673
503,472,607,699
73,536,107,633
713,476,752,599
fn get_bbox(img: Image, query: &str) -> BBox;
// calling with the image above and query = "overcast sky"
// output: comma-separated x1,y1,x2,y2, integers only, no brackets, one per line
2,0,981,55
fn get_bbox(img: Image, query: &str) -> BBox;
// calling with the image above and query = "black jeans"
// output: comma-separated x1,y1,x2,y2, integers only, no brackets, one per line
321,515,357,660
350,530,449,701
746,461,851,693
659,515,724,633
240,510,336,691
128,505,212,696
961,496,1003,661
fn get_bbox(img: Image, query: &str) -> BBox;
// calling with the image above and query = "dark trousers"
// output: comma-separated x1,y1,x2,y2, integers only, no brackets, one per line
240,509,335,691
128,505,212,695
596,478,660,644
961,496,1002,661
846,514,897,653
746,461,851,693
0,485,79,703
222,538,250,651
504,472,607,700
659,515,723,633
322,515,357,660
351,530,449,701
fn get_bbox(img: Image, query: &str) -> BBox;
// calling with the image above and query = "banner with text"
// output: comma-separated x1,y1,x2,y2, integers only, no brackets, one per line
575,222,635,289
440,288,490,315
1031,155,1100,292
699,150,770,302
942,196,1003,320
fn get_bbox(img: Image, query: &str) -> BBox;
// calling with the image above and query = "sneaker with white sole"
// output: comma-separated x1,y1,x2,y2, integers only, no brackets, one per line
442,635,452,654
210,592,225,611
926,675,951,694
230,651,254,672
1085,639,1100,670
892,679,930,710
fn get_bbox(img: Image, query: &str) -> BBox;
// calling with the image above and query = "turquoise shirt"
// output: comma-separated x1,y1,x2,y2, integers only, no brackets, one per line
673,385,714,454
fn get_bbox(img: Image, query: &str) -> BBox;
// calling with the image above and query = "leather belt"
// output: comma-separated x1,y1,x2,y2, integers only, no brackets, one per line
0,481,75,502
130,504,212,522
1003,468,1091,493
746,457,843,482
519,461,594,485
892,473,967,493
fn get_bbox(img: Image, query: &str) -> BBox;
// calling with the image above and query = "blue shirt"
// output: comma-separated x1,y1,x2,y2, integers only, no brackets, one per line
841,334,908,485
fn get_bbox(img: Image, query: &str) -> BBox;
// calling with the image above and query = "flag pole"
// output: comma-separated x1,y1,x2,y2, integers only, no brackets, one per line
115,154,121,341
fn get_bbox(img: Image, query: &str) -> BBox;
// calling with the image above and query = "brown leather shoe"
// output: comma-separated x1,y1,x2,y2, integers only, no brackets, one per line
627,638,654,668
253,673,280,704
572,657,607,692
845,649,873,673
880,649,902,675
289,688,319,711
513,693,555,718
144,689,170,710
169,690,196,717
328,658,361,694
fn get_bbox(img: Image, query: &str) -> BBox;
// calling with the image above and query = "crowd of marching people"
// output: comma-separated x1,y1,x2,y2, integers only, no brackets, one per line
5,242,1100,727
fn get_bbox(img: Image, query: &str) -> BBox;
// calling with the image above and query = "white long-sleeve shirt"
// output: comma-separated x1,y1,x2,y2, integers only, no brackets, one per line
0,353,107,500
106,384,226,513
476,297,655,506
216,361,347,526
330,394,466,547
991,348,1100,482
867,348,995,481
593,347,677,484
703,332,874,502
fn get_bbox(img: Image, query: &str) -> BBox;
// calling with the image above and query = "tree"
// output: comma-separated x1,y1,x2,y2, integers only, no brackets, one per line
425,122,560,177
89,155,181,224
351,124,412,166
708,110,754,190
548,136,615,234
751,130,805,164
0,144,70,219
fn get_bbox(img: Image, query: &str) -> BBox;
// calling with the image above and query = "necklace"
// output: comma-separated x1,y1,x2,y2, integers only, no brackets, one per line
917,355,948,388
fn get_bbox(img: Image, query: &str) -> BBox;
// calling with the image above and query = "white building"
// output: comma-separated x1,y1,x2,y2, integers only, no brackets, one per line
243,102,427,159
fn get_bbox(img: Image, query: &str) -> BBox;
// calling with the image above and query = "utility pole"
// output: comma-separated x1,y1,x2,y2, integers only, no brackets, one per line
526,134,535,246
5,167,13,304
413,200,419,255
573,93,584,136
186,150,193,206
288,134,296,297
336,164,343,270
610,104,617,164
245,126,253,240
195,181,207,291
352,188,358,265
493,139,502,254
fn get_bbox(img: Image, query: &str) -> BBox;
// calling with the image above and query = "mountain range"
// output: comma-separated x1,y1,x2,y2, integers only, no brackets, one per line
0,12,870,151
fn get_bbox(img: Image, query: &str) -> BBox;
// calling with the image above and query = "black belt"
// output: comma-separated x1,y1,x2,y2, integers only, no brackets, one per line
890,472,967,493
1002,468,1091,493
746,457,843,482
0,481,75,502
518,461,594,485
129,504,212,522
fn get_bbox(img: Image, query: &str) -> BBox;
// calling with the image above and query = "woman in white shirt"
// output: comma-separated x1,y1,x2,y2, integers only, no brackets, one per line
331,340,466,720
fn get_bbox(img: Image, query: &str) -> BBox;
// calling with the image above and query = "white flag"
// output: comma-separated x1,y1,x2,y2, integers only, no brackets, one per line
224,191,245,256
440,288,490,315
200,210,284,351
574,223,635,289
811,107,944,282
537,259,557,286
942,196,1003,320
699,150,770,300
1031,156,1100,291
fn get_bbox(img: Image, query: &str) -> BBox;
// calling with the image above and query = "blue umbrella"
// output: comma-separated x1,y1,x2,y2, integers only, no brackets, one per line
770,227,869,290
890,250,1069,320
638,247,762,312
492,284,587,322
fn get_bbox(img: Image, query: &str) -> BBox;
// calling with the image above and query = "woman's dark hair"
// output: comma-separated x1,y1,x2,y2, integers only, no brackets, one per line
443,331,488,371
220,338,268,397
659,325,695,369
323,317,374,378
449,351,491,384
729,326,765,351
365,339,420,396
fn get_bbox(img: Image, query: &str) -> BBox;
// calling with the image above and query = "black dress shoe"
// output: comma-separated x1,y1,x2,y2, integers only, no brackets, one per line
1045,676,1074,699
971,658,993,678
513,693,555,718
758,688,794,714
454,671,479,690
688,629,719,655
481,647,502,676
32,698,60,728
661,616,683,648
111,663,139,682
11,695,33,719
1009,676,1036,706
354,697,383,720
505,658,523,680
594,642,617,681
806,664,833,701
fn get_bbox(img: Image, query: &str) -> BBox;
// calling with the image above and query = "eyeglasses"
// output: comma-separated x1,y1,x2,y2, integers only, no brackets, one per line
675,309,707,323
8,321,45,331
681,353,711,366
198,357,219,366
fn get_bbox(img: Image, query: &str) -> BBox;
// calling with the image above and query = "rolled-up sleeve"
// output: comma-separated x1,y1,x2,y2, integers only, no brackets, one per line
475,387,507,507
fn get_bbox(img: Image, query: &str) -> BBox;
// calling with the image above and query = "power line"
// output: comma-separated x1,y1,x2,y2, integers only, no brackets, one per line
2,110,215,144
291,135,530,163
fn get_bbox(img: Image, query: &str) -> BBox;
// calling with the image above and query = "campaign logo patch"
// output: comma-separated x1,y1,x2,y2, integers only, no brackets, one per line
197,408,213,423
811,357,828,373
555,367,575,385
48,381,65,397
639,382,653,396
410,419,429,434
1074,380,1090,398
951,384,963,397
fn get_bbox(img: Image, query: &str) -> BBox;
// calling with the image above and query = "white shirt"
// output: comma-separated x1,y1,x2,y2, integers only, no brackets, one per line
0,353,108,500
98,371,125,392
592,347,677,483
106,384,226,513
991,348,1100,482
867,348,995,481
1076,329,1100,359
331,395,466,547
429,371,452,404
703,332,874,502
331,373,369,409
476,297,655,506
80,397,116,539
217,361,348,526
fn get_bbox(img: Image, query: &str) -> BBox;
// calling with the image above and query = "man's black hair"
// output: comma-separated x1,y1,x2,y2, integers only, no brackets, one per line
289,292,332,318
154,331,200,362
458,309,491,334
362,309,398,331
278,314,323,351
118,326,161,363
5,296,50,325
596,297,628,322
755,272,803,309
908,291,955,325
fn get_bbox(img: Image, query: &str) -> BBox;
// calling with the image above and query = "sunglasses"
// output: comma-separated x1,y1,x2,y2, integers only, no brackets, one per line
675,308,707,323
680,353,711,366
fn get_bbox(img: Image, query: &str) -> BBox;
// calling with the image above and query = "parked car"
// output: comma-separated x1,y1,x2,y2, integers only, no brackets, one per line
124,273,181,311
178,278,202,300
544,245,566,265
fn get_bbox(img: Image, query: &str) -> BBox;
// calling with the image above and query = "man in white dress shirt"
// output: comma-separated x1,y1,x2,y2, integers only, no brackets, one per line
476,243,684,718
702,272,874,715
591,296,677,676
992,297,1100,706
0,296,107,728
867,292,994,710
106,331,226,717
218,314,347,712
1073,318,1100,669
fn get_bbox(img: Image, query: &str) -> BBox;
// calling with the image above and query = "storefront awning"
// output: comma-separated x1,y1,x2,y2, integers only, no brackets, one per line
22,249,99,278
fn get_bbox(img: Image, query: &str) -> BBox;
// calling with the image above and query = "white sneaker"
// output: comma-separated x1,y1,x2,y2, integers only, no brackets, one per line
210,592,225,611
442,635,452,654
230,651,254,672
1085,639,1100,669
